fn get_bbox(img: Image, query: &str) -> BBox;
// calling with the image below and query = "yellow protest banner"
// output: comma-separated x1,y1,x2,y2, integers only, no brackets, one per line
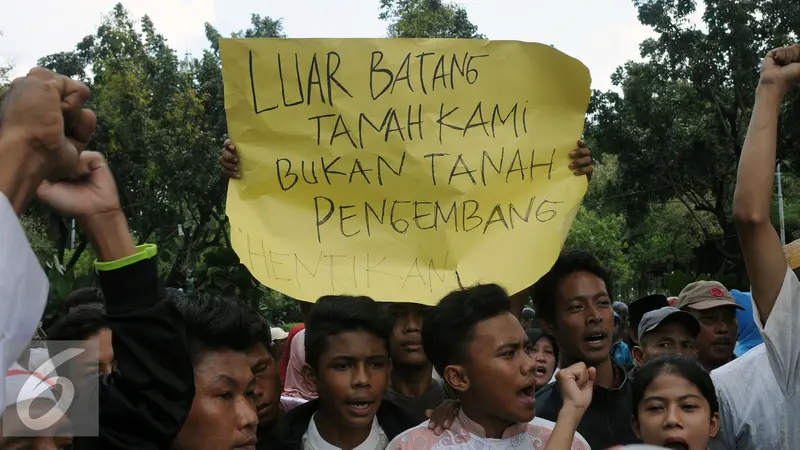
221,38,590,305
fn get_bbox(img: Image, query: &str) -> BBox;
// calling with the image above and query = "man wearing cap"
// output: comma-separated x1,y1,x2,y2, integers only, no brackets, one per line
270,326,290,361
633,307,700,366
627,295,670,348
676,281,743,371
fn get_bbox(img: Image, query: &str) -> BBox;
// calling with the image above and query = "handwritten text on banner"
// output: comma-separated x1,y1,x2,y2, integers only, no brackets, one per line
220,38,591,305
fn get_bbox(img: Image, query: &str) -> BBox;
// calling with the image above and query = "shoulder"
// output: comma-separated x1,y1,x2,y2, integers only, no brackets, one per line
712,344,767,381
376,399,420,440
384,421,437,449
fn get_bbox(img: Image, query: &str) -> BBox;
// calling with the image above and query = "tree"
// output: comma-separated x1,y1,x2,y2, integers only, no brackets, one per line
32,5,295,312
379,0,483,38
587,0,800,289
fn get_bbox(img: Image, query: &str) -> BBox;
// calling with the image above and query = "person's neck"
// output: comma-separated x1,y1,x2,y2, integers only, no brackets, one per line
258,409,284,435
314,408,373,450
562,356,615,389
700,355,728,372
459,397,516,439
390,363,434,397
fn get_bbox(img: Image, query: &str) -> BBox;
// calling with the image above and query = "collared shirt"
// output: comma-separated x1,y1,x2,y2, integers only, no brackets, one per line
536,361,639,449
387,409,590,449
711,267,800,450
0,193,49,418
302,412,387,450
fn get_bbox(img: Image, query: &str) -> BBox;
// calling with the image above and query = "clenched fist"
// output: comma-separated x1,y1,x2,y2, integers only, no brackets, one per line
759,44,800,99
0,67,96,181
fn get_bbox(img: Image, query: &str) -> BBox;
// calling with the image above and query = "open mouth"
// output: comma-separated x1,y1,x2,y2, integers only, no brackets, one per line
516,383,536,406
534,366,547,376
348,402,373,410
663,437,689,450
584,333,607,345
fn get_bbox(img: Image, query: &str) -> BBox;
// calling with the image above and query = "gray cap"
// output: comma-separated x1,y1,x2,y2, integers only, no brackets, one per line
638,306,700,341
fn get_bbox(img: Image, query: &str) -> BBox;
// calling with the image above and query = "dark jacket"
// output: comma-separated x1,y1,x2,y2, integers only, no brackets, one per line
73,255,194,450
535,362,640,450
262,398,416,449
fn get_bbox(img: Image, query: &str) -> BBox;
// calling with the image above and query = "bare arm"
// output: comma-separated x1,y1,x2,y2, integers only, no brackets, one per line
733,44,800,323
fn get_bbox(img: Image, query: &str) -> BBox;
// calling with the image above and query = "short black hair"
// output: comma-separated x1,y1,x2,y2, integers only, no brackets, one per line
65,287,104,312
171,294,261,364
632,356,719,419
530,249,613,324
422,284,511,377
304,295,391,372
46,307,109,341
245,308,273,348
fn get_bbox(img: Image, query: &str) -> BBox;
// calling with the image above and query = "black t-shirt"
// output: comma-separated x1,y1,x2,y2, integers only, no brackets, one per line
383,378,455,424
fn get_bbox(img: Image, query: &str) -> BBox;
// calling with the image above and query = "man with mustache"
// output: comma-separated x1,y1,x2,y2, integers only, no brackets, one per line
532,249,640,449
676,282,742,371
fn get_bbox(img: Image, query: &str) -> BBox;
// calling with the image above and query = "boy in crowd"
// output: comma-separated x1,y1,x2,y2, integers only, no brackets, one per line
240,312,284,448
46,306,115,380
632,307,700,365
676,281,742,371
389,284,591,449
170,296,261,450
532,249,640,449
383,302,454,423
269,296,415,449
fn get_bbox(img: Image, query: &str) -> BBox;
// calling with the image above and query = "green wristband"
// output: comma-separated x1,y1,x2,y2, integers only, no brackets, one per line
94,244,158,272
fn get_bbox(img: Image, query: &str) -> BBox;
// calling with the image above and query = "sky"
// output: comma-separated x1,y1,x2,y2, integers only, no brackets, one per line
0,0,660,92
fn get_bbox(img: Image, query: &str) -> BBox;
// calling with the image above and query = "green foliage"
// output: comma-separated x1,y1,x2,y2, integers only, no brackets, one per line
566,206,633,296
587,0,800,290
379,0,483,38
32,4,288,311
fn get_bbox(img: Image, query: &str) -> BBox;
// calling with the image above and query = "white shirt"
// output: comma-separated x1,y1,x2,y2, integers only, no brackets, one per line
710,266,800,450
755,267,799,449
387,410,591,449
710,344,781,450
0,193,49,417
302,412,388,450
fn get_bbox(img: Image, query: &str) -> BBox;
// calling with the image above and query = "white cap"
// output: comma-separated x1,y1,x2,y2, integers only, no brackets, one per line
271,327,289,341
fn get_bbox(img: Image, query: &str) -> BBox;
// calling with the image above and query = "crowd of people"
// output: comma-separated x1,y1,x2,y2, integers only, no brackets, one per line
0,43,798,450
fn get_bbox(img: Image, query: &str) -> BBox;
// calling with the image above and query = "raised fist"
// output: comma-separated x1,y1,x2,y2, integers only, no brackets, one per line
759,44,800,99
0,67,96,180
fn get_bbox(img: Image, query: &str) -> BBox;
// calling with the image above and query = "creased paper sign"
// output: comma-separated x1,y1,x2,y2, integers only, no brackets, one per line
220,38,590,305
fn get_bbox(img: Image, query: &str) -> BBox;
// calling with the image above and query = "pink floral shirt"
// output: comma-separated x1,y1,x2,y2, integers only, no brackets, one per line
387,410,591,449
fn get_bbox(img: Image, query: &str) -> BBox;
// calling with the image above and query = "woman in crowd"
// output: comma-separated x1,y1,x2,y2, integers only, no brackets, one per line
526,327,559,390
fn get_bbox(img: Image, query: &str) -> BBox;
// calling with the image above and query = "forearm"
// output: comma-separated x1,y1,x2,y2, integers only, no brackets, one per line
733,85,788,322
733,86,782,224
0,132,48,215
79,211,136,261
544,406,584,450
